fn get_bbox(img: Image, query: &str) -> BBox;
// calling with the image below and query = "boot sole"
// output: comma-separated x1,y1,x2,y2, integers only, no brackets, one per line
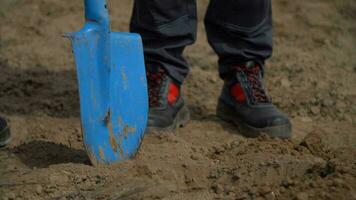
0,127,11,147
217,100,292,139
145,104,190,133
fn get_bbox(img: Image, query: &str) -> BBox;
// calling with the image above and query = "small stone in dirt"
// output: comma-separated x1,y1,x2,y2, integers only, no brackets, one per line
248,187,259,196
231,140,241,147
208,170,219,179
281,179,294,188
329,89,337,96
232,171,241,181
184,174,195,185
35,185,43,194
295,192,308,200
208,76,218,83
280,78,291,88
212,184,224,194
6,192,15,200
322,99,334,107
310,97,318,104
44,185,56,194
300,117,312,122
213,146,225,154
259,186,271,195
300,132,324,154
265,192,276,200
190,155,199,160
310,106,320,115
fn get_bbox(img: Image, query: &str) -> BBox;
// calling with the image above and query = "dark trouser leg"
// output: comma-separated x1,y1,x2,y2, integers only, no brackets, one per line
130,0,197,84
204,0,273,78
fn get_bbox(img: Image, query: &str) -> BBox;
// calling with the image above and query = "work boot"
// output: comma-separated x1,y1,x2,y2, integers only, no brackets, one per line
146,66,190,133
0,116,11,147
217,61,292,138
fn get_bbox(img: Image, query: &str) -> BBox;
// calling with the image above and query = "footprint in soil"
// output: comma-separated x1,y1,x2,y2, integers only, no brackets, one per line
9,140,89,168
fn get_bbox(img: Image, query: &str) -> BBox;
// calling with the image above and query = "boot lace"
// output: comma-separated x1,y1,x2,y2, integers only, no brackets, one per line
147,69,166,107
235,64,270,103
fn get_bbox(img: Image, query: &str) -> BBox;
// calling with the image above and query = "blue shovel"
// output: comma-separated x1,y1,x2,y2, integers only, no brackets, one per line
66,0,148,166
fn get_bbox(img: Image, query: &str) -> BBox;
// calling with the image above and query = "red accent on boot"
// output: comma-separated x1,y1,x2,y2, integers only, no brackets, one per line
168,83,179,105
230,83,246,103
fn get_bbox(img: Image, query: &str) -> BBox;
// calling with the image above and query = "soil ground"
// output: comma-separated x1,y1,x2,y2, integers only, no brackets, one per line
0,0,355,199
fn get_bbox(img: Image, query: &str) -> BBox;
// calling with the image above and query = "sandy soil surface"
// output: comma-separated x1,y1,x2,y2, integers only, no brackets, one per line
0,0,355,199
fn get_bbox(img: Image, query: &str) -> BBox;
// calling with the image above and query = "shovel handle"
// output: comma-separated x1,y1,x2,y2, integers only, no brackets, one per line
84,0,110,29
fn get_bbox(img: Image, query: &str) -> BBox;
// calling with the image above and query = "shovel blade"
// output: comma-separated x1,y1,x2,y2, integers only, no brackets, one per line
68,23,148,166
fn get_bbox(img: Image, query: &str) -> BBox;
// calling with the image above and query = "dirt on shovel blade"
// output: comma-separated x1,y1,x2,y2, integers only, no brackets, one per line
0,0,355,199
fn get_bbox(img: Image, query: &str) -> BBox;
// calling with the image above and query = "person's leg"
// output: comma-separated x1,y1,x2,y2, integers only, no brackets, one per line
130,0,197,84
0,116,11,147
205,0,292,138
130,0,197,132
205,0,272,77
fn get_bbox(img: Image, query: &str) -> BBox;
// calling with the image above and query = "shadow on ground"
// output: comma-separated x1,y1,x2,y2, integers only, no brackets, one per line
9,140,89,168
0,59,80,118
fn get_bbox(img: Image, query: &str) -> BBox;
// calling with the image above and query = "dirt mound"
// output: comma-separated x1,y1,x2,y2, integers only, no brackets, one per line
0,0,355,199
